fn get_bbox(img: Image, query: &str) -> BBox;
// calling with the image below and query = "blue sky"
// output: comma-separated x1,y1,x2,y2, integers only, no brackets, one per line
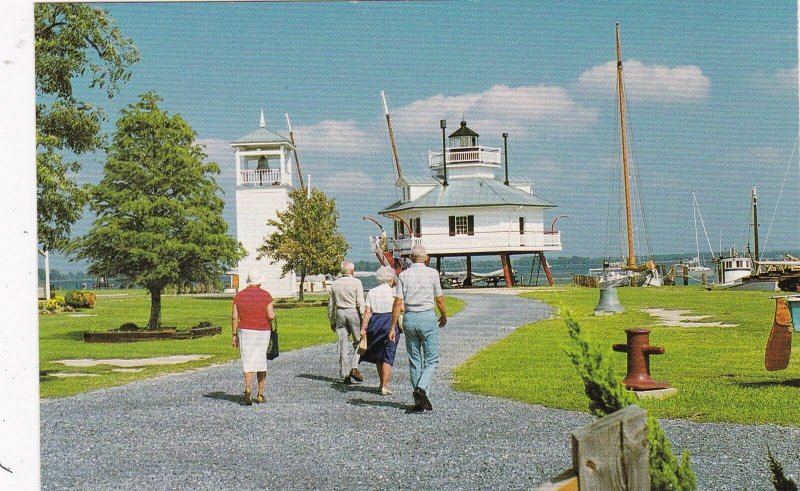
54,1,798,269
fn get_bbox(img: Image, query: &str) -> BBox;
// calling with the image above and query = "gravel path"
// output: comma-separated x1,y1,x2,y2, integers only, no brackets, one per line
41,292,799,490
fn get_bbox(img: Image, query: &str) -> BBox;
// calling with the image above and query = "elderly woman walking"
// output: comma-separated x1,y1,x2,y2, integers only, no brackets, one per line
232,270,276,405
359,266,401,395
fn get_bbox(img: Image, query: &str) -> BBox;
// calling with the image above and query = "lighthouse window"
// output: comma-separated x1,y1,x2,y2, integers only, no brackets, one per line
519,217,525,235
449,215,474,236
411,218,421,238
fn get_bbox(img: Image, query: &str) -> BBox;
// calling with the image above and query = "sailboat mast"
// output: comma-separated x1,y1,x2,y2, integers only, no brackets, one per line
381,91,403,180
616,23,636,270
752,185,759,263
285,113,305,189
693,193,700,262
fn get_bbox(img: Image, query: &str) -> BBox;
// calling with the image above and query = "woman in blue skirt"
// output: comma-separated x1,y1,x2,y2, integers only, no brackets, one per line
359,266,401,395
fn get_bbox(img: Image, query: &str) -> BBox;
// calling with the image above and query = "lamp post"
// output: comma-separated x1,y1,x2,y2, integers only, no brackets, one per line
502,132,509,185
440,119,448,186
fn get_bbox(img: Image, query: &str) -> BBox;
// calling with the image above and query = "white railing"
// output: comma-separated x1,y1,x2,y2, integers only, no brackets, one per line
239,169,283,186
385,230,561,254
428,146,501,168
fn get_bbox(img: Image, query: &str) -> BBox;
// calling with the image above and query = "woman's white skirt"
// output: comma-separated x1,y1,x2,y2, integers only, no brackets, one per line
239,329,269,372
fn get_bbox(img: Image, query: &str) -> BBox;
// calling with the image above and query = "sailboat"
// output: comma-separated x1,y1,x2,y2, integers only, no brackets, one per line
591,23,661,287
673,193,714,281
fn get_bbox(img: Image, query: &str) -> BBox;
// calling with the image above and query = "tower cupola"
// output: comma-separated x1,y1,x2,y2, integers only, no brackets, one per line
448,120,479,148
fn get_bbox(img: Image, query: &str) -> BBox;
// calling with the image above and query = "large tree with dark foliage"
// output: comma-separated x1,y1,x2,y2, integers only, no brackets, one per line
35,3,139,251
73,93,245,328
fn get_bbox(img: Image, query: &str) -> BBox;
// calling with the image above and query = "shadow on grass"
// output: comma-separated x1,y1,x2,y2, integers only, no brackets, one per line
736,379,800,389
45,331,86,342
204,391,247,405
296,373,379,394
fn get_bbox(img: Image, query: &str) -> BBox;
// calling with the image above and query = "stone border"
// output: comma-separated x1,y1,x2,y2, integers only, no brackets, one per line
83,325,221,343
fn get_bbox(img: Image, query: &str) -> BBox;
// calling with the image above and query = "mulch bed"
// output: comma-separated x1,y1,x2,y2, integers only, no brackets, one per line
83,325,221,343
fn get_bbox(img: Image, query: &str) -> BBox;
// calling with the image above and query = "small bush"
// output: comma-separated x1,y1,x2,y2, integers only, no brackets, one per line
565,314,697,491
119,322,140,331
65,290,96,309
194,321,213,328
45,295,66,312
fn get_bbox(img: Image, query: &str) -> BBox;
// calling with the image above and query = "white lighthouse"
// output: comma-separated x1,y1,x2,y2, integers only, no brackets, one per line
232,110,296,296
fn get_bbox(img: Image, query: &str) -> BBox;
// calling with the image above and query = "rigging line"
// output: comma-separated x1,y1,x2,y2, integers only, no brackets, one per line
763,134,799,251
694,193,715,259
624,88,654,261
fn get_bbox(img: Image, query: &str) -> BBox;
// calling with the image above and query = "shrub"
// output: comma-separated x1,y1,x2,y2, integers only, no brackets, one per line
194,321,213,328
119,322,140,331
65,290,96,309
565,314,697,491
45,295,66,312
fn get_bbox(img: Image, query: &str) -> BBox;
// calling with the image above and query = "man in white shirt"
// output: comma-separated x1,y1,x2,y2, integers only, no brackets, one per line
390,245,447,411
328,260,365,384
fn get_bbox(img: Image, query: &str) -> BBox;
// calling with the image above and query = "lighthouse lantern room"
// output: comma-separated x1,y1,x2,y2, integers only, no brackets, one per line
232,110,296,296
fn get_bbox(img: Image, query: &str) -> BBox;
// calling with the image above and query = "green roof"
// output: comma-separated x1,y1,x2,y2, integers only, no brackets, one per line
232,127,293,146
396,175,440,186
380,178,556,214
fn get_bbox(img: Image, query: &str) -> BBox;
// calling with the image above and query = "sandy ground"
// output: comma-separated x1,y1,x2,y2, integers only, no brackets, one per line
642,308,738,327
54,354,212,367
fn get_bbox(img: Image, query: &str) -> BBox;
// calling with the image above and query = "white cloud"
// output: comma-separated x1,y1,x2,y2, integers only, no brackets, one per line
574,59,711,102
749,66,798,92
291,120,383,156
391,84,599,137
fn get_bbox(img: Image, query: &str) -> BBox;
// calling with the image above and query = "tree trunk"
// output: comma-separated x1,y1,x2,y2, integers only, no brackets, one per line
299,271,306,301
148,288,162,329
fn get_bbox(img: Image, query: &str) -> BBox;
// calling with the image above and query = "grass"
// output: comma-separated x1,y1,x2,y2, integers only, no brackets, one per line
453,285,800,426
40,290,465,398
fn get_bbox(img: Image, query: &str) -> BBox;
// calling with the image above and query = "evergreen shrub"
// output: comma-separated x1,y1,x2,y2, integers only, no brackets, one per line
565,314,697,491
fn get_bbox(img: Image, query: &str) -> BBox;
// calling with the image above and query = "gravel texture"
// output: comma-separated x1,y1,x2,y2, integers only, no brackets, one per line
41,292,799,490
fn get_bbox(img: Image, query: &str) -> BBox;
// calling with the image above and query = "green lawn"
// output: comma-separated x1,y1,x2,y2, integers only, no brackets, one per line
453,286,800,426
40,290,465,398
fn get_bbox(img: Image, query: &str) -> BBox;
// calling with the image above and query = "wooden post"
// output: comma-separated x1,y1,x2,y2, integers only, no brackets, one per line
571,405,649,491
435,256,441,272
701,272,707,286
464,255,473,287
538,251,555,286
682,264,689,286
501,253,515,287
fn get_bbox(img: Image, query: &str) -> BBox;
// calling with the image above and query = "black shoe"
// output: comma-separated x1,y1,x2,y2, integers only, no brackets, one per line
343,376,353,385
243,388,252,406
418,388,433,411
350,368,363,383
412,388,423,407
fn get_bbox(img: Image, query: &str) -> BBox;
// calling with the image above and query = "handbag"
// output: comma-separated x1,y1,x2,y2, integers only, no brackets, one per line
357,333,368,354
267,330,279,360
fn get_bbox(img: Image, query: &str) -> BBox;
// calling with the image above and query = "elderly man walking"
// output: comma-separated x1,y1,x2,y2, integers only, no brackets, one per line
328,260,365,384
390,245,447,411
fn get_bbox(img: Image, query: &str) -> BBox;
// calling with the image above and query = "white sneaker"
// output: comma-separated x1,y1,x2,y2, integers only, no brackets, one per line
380,387,392,396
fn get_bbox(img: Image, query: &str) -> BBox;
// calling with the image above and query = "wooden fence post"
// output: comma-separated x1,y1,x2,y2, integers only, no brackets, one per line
571,405,649,490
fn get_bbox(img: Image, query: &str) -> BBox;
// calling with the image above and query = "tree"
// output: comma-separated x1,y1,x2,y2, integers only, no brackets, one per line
35,3,139,251
72,93,245,328
258,188,349,300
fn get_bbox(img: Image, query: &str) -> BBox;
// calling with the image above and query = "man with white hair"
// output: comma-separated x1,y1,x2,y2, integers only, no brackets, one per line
328,259,365,384
390,245,447,411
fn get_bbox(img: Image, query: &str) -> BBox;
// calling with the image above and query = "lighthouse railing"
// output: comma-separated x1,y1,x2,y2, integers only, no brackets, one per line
239,169,283,186
390,230,561,254
428,146,501,168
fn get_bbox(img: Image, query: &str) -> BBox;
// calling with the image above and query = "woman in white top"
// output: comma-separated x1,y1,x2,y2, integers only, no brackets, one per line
359,266,401,395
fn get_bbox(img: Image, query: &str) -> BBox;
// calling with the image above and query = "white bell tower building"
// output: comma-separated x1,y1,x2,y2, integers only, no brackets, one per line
232,110,296,296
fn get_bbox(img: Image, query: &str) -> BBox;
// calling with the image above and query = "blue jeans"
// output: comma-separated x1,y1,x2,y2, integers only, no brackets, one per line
402,309,439,394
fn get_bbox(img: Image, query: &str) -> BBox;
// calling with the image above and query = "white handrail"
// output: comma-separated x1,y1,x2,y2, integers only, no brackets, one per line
240,169,282,185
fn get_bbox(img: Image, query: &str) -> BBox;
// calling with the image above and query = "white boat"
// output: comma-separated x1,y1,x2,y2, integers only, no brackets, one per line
673,193,714,282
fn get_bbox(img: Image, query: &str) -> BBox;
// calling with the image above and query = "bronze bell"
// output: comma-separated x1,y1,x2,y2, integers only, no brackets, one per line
594,284,624,316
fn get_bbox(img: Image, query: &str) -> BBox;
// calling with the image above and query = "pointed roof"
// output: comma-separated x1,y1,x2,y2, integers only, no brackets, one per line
379,178,555,214
231,111,294,147
448,120,479,139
